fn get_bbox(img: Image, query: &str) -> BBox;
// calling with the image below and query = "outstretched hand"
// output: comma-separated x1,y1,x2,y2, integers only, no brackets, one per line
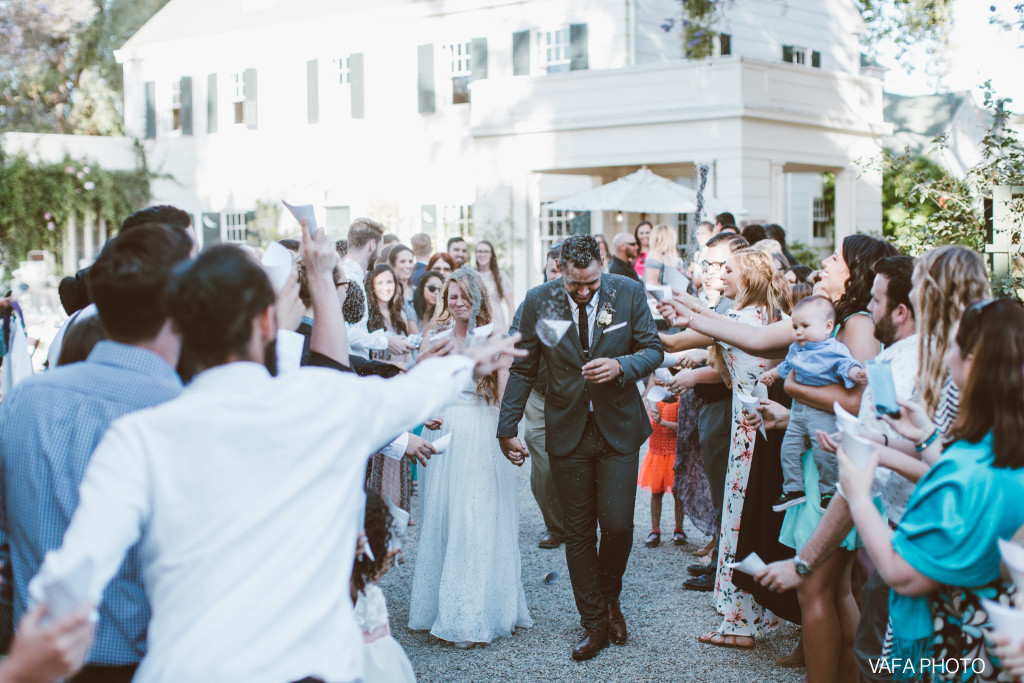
3,602,95,683
461,332,526,377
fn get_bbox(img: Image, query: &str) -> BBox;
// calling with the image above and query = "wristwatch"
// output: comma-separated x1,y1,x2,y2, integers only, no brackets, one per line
793,554,813,578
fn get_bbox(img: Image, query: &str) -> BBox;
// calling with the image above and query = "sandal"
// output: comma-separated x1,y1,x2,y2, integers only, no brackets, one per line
693,537,717,557
673,529,687,546
644,530,661,548
697,631,755,650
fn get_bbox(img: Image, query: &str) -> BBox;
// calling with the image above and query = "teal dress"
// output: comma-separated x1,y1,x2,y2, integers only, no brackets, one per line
887,432,1024,681
778,312,870,552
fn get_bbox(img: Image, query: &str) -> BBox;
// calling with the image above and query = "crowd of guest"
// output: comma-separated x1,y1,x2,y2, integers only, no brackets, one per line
0,204,1021,683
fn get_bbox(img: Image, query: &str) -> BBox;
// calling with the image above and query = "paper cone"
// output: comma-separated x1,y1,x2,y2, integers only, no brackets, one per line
538,319,572,347
998,538,1024,589
431,433,452,454
982,598,1024,646
841,432,876,469
834,400,861,435
727,552,767,575
260,241,293,293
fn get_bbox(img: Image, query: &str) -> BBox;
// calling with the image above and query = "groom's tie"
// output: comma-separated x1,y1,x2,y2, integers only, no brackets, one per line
578,303,589,356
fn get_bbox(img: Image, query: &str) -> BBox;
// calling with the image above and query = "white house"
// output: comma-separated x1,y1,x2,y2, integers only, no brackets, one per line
112,0,886,293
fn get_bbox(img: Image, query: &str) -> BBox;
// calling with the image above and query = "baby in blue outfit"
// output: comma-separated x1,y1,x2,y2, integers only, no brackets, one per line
760,296,866,512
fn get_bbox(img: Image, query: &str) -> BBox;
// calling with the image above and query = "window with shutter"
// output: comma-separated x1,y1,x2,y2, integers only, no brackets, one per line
569,23,588,71
417,44,435,113
307,59,319,124
170,80,182,131
782,45,793,63
446,42,471,105
470,37,488,80
207,73,218,133
180,76,193,135
719,34,731,56
243,68,257,129
512,31,530,76
811,50,821,68
231,72,245,124
348,53,364,119
537,27,570,73
144,81,156,139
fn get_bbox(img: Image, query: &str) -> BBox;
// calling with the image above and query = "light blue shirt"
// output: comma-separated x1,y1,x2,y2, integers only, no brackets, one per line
776,337,862,389
0,341,182,665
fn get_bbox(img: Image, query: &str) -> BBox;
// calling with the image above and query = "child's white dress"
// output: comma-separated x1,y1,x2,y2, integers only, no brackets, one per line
354,584,416,683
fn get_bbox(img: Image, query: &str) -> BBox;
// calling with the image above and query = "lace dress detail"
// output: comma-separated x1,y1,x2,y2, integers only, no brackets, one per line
354,584,415,683
409,379,533,643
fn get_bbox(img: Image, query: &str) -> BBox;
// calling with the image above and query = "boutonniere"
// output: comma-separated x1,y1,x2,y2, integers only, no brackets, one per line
597,304,615,328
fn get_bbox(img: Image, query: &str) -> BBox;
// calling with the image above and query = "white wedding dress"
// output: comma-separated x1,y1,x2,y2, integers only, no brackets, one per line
409,378,533,643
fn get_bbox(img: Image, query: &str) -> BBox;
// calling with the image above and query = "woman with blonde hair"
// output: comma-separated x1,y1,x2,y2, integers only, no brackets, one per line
409,268,533,648
910,245,991,439
645,224,686,287
697,248,791,650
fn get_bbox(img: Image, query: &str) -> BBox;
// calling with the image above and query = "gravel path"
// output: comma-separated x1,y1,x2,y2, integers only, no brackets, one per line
382,451,804,683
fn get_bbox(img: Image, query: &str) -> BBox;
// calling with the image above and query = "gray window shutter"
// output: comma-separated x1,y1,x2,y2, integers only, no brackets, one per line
782,45,794,63
349,53,365,119
307,59,319,124
720,33,731,56
207,73,218,133
180,76,193,135
417,44,435,114
569,23,588,71
512,31,530,76
201,212,222,246
144,81,156,139
811,50,821,68
470,37,488,80
243,68,257,129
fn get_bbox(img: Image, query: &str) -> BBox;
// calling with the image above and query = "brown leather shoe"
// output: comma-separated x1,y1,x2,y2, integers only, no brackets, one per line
571,629,609,661
606,601,627,644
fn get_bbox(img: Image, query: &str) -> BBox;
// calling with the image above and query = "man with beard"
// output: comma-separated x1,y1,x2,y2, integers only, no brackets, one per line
754,255,917,683
29,231,524,683
446,236,469,267
0,224,192,682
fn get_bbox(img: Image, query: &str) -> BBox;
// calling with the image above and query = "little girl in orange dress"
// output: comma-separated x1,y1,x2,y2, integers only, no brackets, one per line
638,397,685,548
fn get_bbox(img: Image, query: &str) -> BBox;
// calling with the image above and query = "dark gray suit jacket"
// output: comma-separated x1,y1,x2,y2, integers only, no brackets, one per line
497,274,663,456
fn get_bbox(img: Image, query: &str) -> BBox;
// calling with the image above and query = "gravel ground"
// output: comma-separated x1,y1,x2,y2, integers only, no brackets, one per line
382,450,804,683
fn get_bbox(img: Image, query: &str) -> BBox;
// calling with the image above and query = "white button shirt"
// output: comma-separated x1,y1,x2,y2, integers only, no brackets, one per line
32,356,474,683
343,258,388,359
566,292,600,350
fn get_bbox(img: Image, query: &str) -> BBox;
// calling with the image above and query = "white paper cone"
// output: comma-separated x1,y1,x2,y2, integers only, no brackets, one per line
998,538,1024,589
727,552,767,575
737,392,766,440
431,433,452,454
282,200,319,236
660,352,681,369
841,432,876,469
260,241,293,293
834,400,861,435
982,598,1024,646
538,319,572,347
654,368,673,383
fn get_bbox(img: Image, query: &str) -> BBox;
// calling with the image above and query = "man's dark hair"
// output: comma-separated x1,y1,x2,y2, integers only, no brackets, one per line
164,245,275,369
120,205,191,233
336,239,348,260
741,224,767,244
705,232,748,250
873,255,915,317
715,212,736,227
447,236,467,250
786,264,813,284
87,224,193,342
347,218,385,250
278,238,300,253
546,242,563,263
560,234,601,270
57,269,91,315
765,224,787,248
382,233,398,245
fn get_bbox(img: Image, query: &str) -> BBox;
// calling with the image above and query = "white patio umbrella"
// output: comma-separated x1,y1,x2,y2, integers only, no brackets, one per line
546,167,699,214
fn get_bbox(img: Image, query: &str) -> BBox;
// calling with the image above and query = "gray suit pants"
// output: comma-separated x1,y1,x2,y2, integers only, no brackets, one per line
523,389,565,537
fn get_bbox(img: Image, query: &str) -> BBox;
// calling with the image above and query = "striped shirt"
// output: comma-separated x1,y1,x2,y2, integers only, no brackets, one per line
0,341,182,665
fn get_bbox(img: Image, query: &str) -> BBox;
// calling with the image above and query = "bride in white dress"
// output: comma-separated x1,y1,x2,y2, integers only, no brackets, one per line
409,268,533,647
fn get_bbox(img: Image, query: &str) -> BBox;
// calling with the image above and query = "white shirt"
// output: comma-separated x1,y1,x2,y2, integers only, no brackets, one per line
859,333,918,524
343,258,388,358
32,356,474,683
566,292,600,350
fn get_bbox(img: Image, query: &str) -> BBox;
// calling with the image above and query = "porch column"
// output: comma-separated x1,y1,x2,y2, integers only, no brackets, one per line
82,211,95,264
833,166,857,247
64,214,78,275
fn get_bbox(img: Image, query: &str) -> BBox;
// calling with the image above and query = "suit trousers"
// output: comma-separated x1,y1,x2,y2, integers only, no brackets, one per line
523,389,565,538
548,413,639,631
697,398,731,539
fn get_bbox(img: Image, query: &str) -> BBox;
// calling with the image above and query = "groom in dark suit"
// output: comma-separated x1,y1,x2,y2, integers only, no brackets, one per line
497,234,663,660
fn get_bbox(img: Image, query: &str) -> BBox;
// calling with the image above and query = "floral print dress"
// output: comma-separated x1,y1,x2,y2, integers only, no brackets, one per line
712,306,779,637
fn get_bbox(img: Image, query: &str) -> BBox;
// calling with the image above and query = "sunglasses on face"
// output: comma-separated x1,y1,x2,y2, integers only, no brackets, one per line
701,259,727,270
425,285,440,293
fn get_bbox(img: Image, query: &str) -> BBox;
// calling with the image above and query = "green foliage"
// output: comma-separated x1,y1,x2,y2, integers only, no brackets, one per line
858,0,955,74
870,84,1024,299
0,0,171,135
0,141,152,270
788,241,826,268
